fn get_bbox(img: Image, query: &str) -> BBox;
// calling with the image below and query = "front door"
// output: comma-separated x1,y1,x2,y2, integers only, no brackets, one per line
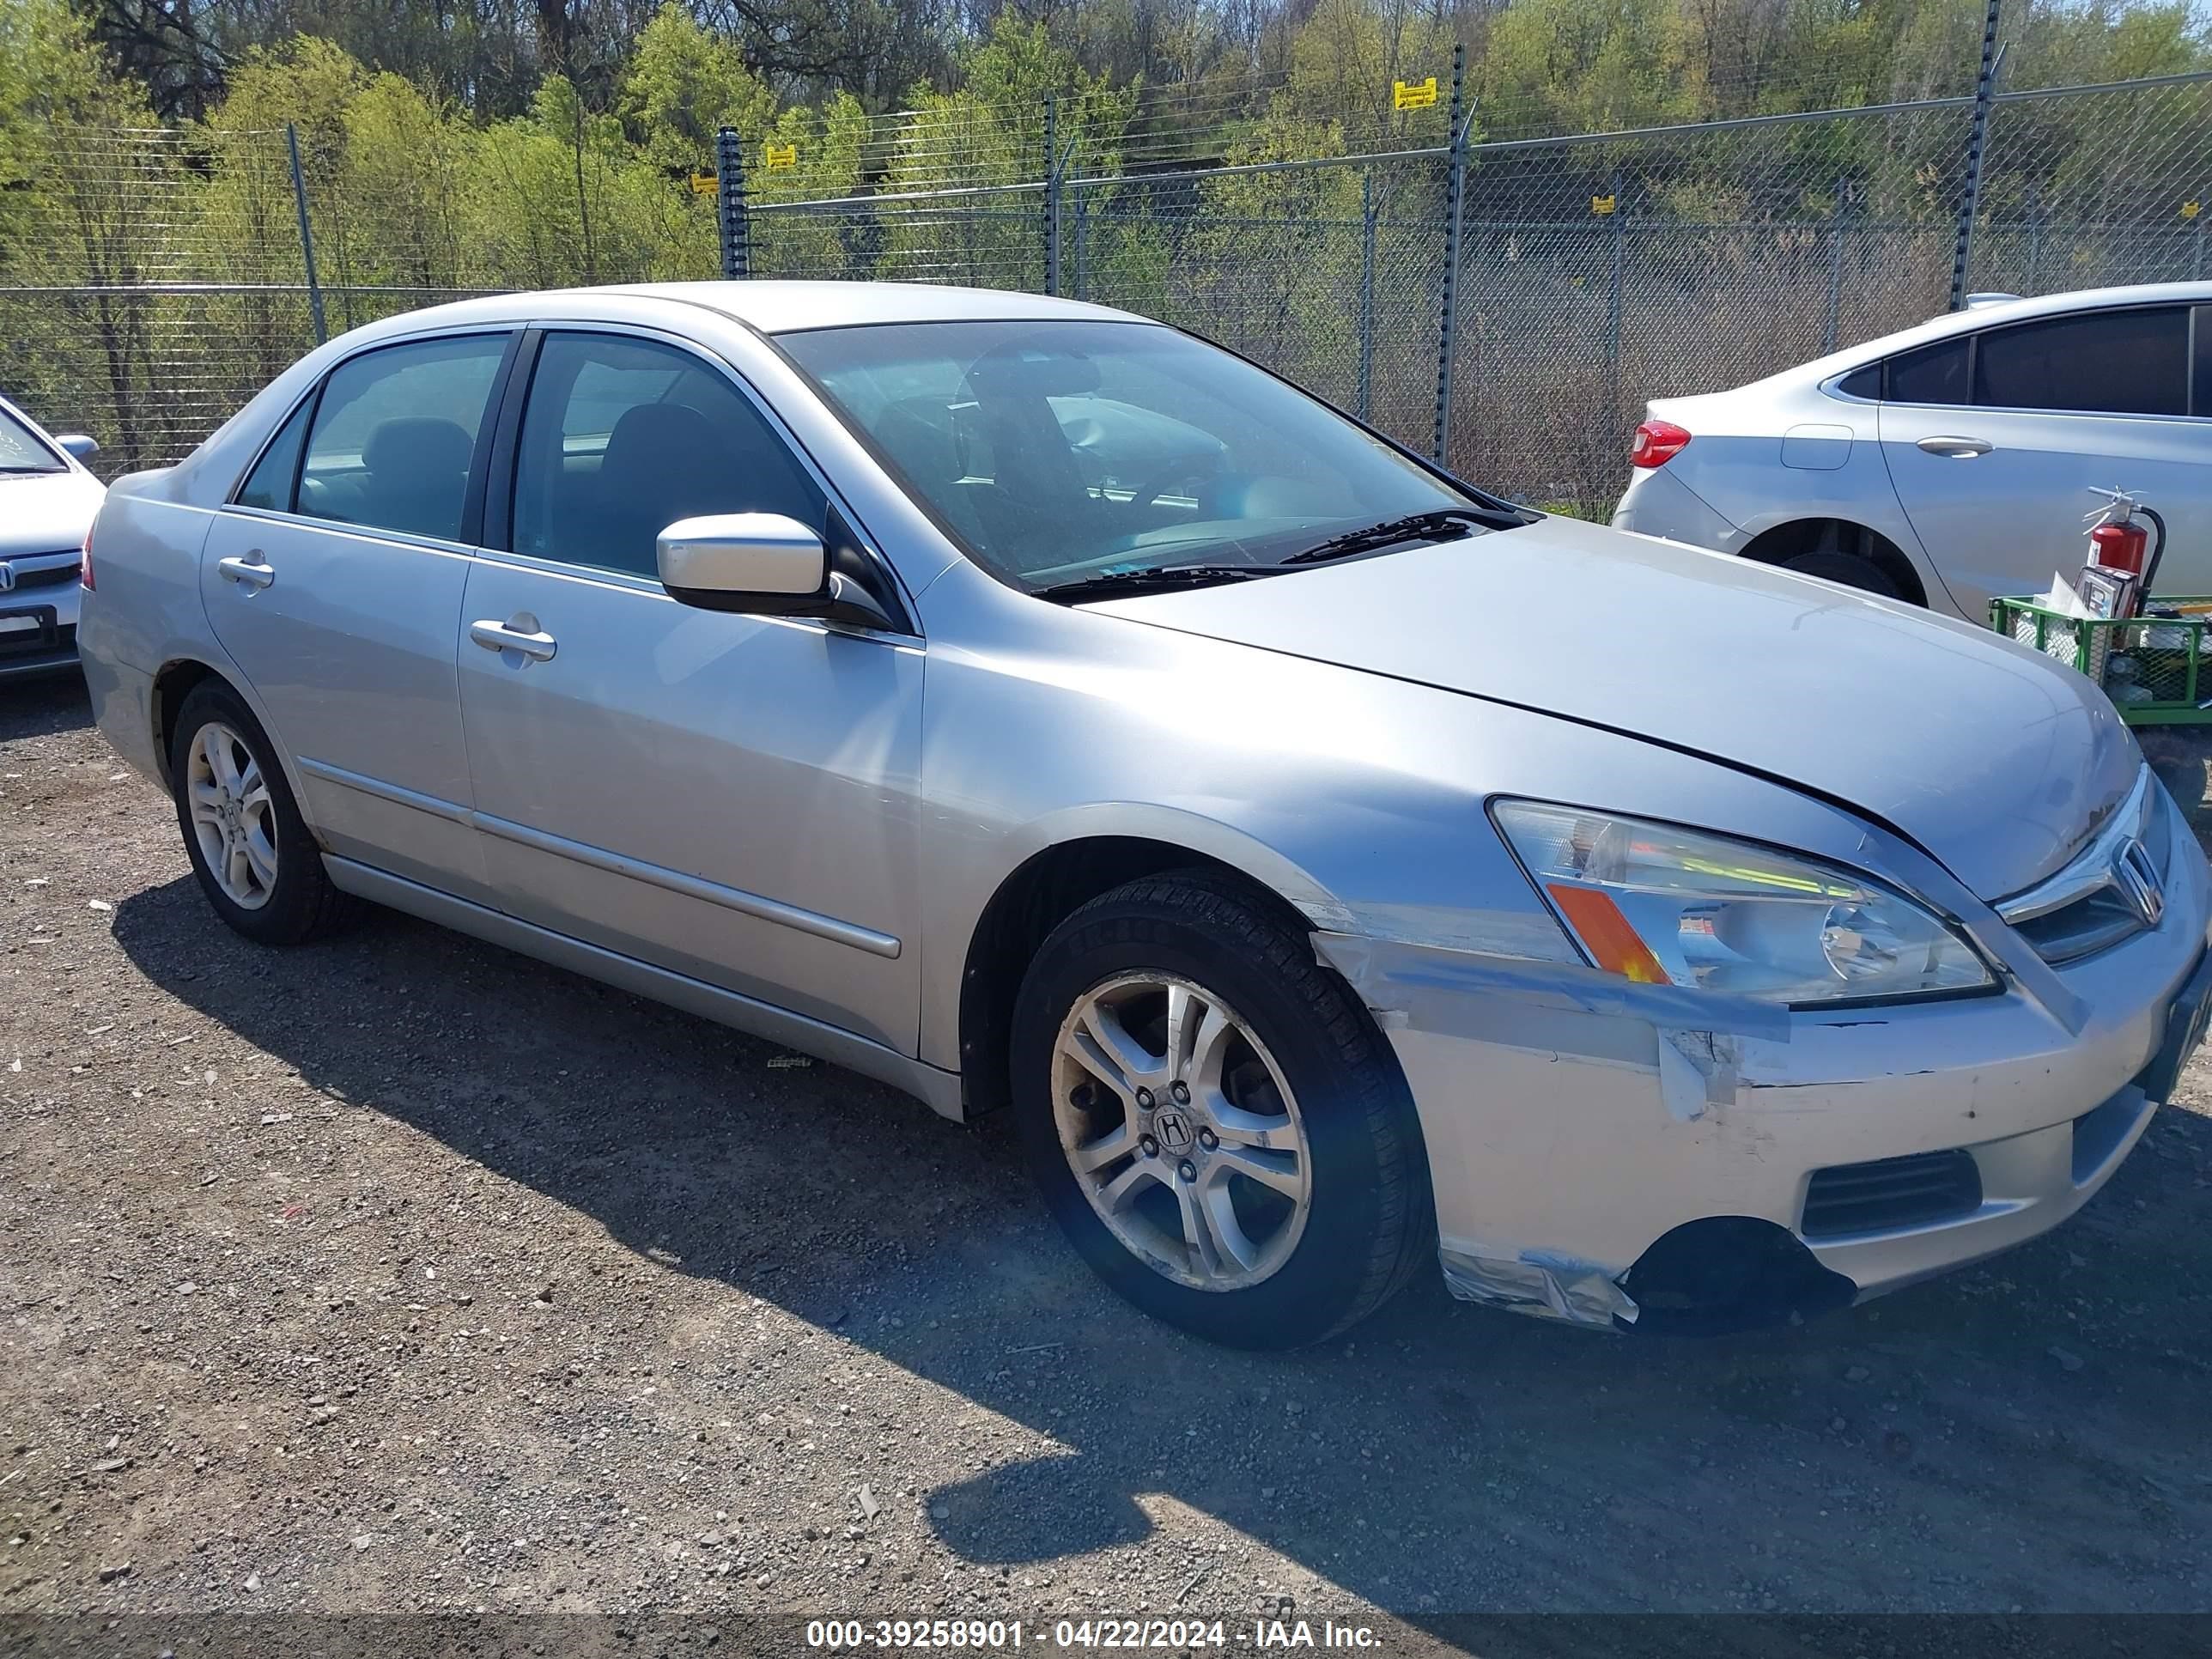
1878,303,2210,620
200,331,514,900
456,328,923,1053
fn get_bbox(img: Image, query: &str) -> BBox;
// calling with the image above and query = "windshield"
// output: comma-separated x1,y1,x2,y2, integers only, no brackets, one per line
0,405,64,473
777,319,1509,592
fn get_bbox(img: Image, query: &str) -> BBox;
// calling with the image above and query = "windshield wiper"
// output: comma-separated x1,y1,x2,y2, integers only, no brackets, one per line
0,465,62,475
1032,563,1287,603
1281,507,1500,566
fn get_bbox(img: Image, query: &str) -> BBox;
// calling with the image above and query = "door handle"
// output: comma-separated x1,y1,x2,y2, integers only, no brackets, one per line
470,618,558,662
1916,434,1992,458
216,553,274,590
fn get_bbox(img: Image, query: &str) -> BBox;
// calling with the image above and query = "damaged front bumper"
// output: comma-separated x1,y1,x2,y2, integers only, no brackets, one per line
1316,834,2209,1334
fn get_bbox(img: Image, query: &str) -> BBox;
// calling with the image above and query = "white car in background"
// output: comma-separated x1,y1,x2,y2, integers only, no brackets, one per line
0,392,104,680
1612,283,2212,622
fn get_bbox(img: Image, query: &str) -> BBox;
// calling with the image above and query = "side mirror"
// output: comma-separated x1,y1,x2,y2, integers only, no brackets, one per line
57,434,100,461
658,513,827,611
657,510,901,632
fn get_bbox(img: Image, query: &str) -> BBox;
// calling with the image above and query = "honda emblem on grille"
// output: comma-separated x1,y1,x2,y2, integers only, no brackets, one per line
0,564,15,593
2113,837,2165,927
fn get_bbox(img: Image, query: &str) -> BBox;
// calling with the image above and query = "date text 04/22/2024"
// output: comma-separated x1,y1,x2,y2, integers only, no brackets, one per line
804,1619,1384,1649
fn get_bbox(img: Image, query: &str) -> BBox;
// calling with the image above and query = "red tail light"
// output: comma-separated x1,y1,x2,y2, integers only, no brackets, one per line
1631,419,1692,468
79,520,95,590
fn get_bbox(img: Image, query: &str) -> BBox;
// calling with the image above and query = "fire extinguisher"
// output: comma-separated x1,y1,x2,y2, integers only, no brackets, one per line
2082,487,2168,618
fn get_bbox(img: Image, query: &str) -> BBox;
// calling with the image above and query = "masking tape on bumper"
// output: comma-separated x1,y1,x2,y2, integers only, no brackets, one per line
1438,1243,1638,1328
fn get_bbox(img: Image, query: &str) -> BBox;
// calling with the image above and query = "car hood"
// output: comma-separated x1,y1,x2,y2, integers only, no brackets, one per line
0,469,104,555
1085,514,2137,902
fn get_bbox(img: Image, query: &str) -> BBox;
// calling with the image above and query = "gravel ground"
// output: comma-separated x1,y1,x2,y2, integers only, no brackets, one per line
4,673,2212,1636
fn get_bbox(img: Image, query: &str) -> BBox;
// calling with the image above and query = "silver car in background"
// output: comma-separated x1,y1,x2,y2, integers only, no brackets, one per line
1,392,104,679
76,283,2212,1346
1613,283,2212,622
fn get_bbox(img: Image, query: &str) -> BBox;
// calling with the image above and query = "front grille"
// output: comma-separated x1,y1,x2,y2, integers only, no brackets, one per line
2001,770,2172,967
2,552,82,592
1802,1149,1983,1239
2012,885,2150,964
7,562,79,591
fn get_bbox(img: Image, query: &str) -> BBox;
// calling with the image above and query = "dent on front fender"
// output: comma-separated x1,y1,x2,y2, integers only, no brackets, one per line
1310,930,1858,1334
1313,930,1790,1122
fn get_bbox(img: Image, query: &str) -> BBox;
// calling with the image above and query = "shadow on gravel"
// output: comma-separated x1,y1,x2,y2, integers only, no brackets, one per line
0,671,92,742
109,872,2212,1614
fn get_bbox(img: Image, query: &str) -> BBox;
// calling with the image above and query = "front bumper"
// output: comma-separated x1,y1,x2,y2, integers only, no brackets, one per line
0,561,83,679
0,622,79,679
1316,795,2212,1333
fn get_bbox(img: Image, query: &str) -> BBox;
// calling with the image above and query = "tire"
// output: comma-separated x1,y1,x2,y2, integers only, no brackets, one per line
1011,870,1432,1348
1777,524,1905,600
1780,548,1902,598
168,679,354,945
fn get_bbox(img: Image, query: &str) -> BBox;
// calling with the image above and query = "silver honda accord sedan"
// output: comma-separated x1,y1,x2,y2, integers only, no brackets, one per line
1,391,105,679
77,282,2212,1346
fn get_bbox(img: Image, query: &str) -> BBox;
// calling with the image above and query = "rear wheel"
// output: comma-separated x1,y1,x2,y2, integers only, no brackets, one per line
1012,872,1431,1348
1775,522,1905,599
168,680,353,945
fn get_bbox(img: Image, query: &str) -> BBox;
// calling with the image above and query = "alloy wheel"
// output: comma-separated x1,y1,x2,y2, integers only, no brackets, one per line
185,721,279,910
1050,972,1312,1291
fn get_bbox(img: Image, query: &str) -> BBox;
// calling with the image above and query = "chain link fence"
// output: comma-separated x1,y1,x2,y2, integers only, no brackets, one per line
3,69,2206,512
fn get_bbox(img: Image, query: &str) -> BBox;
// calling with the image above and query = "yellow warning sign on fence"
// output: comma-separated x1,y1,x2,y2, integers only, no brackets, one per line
688,172,716,197
1591,193,1617,216
1393,76,1437,111
763,143,797,170
2185,199,2203,221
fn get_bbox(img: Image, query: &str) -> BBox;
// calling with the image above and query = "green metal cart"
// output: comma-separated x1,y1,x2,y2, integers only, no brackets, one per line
1991,595,2212,726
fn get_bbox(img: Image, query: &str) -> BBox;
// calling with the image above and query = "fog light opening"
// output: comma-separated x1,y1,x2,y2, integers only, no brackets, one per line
1622,1216,1856,1338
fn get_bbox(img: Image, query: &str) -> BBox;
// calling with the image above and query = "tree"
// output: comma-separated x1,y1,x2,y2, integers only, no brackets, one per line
622,3,779,167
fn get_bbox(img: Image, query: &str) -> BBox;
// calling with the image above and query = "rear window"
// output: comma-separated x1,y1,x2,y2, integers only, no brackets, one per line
1886,339,1970,405
1972,307,2189,416
1835,364,1881,400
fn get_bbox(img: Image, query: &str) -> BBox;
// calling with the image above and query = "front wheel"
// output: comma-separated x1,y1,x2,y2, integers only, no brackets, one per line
1011,872,1432,1348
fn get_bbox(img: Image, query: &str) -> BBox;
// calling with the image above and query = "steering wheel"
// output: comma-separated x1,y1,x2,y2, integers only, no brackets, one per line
1121,456,1221,515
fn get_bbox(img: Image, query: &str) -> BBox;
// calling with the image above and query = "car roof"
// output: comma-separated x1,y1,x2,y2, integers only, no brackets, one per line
350,281,1149,340
611,280,1148,333
1771,279,2212,386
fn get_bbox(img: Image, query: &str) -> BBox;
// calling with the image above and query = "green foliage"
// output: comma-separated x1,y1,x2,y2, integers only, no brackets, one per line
4,0,2210,479
623,4,777,173
1481,0,1702,137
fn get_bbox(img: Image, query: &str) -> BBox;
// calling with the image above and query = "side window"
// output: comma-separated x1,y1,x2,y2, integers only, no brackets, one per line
1886,338,1970,405
2197,305,2211,418
298,334,509,541
511,331,824,580
1835,364,1881,401
1973,307,2189,416
234,394,314,512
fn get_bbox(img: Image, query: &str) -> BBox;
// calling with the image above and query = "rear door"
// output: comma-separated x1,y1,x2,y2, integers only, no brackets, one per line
1879,303,2209,619
200,330,516,902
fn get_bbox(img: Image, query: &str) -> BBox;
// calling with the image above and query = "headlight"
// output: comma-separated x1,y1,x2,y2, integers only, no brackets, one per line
1492,800,1995,1006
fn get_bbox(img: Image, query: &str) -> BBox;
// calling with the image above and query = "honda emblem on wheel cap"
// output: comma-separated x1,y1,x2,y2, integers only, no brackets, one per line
2114,837,2165,928
1152,1109,1194,1153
